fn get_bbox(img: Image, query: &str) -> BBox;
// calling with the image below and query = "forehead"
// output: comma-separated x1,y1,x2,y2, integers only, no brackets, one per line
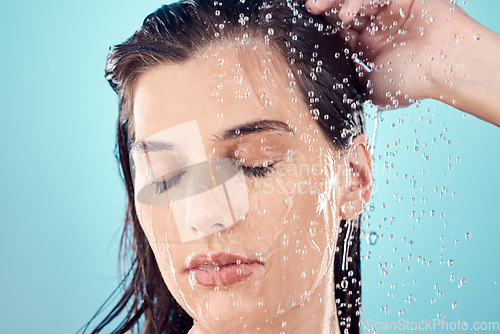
132,42,312,142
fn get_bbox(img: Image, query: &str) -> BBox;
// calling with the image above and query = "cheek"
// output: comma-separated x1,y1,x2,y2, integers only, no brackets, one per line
136,202,173,243
134,202,184,277
135,203,200,309
242,161,340,285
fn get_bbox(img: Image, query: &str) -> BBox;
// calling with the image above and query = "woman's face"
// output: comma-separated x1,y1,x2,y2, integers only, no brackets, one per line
130,43,359,331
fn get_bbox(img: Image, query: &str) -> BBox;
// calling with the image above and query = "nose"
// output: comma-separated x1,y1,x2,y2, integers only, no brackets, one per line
180,159,235,237
184,185,232,235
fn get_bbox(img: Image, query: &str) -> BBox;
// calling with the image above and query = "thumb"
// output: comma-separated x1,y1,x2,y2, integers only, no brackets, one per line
304,0,341,15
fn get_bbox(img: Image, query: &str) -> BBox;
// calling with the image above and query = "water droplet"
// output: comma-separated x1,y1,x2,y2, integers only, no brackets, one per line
452,301,458,309
475,34,481,40
267,28,274,36
367,232,378,245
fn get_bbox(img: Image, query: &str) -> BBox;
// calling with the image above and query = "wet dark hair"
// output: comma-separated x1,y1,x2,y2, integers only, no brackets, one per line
85,0,365,333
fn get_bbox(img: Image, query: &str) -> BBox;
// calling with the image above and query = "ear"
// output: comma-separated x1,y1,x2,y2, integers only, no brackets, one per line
339,134,373,220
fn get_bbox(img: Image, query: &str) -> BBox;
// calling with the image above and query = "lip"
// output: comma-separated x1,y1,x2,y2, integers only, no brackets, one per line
187,252,264,287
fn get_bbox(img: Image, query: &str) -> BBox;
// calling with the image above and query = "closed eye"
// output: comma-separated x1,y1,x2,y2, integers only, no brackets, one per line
239,164,274,177
153,169,187,195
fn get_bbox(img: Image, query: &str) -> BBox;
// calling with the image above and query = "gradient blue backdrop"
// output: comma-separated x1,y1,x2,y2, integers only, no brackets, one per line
0,1,498,333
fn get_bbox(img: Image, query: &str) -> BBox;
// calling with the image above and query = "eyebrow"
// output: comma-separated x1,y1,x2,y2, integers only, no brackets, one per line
130,141,176,152
131,119,294,152
215,119,294,141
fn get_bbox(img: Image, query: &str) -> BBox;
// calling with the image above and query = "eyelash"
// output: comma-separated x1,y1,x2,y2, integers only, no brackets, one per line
240,164,274,177
152,162,274,195
154,170,187,195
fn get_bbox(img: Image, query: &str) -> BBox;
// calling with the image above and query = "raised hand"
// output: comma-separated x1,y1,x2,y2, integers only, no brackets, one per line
304,0,500,125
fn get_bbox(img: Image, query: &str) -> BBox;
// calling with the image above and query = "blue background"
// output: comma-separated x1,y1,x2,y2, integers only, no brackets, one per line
0,1,498,333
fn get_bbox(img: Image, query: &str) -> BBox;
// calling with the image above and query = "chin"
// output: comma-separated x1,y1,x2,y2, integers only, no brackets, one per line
173,271,282,332
193,296,278,334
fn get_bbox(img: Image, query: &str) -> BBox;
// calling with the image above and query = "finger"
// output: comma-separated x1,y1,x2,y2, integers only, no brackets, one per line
359,0,382,20
340,28,373,70
304,0,339,15
349,13,369,33
339,27,360,50
338,0,364,24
